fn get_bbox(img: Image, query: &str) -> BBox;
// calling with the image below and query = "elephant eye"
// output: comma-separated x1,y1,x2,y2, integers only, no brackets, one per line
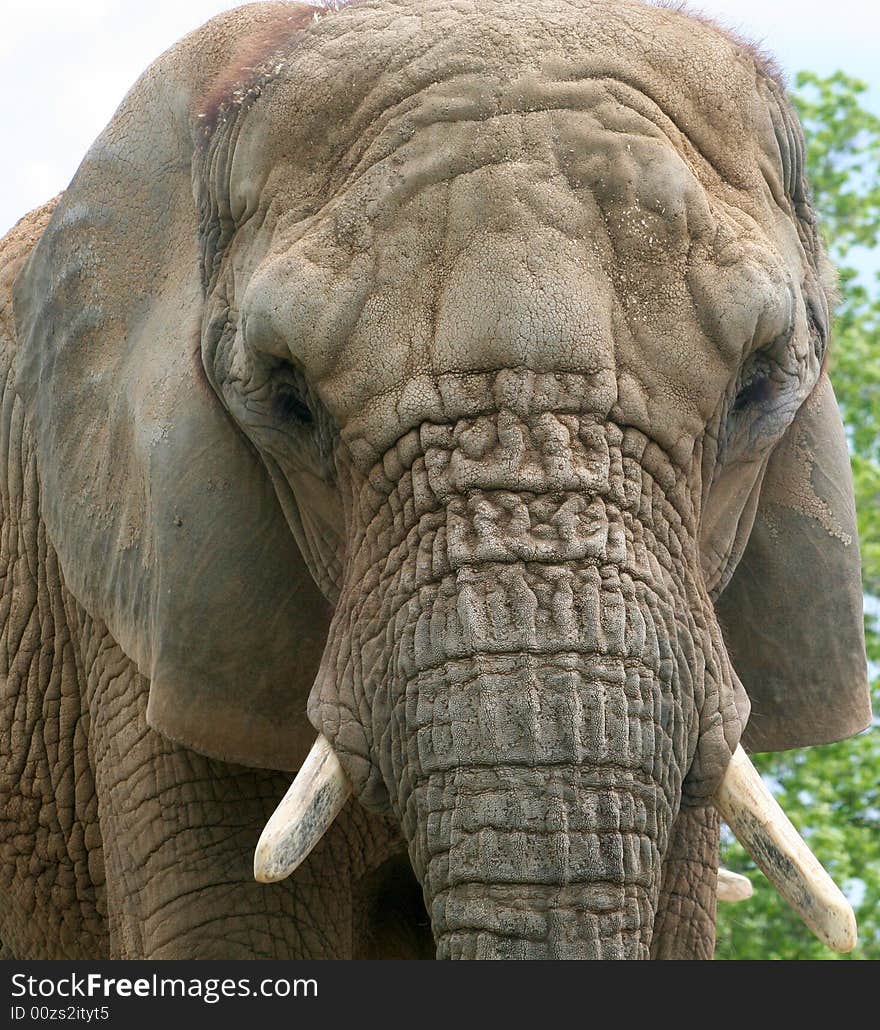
275,381,314,425
732,351,778,414
732,370,774,412
805,298,828,361
720,334,804,464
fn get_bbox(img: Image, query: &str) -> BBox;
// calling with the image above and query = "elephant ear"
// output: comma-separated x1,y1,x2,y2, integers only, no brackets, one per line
11,5,328,772
716,372,872,752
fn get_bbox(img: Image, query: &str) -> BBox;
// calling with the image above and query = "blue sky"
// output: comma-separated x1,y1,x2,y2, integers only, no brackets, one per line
1,0,878,236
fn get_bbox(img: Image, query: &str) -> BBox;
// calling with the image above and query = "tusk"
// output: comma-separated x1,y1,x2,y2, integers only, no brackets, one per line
254,734,351,883
714,745,857,953
717,868,753,902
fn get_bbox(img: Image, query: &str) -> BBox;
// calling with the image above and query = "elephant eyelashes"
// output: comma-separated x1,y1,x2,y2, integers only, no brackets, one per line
732,371,773,412
275,382,314,425
806,298,828,361
268,359,316,427
720,345,792,461
732,349,777,413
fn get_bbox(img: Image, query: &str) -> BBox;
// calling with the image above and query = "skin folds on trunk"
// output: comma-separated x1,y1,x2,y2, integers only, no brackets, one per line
406,655,676,959
397,593,683,959
310,391,741,958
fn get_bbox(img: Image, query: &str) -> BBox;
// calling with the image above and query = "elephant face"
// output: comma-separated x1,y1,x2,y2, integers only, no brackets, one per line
13,0,870,958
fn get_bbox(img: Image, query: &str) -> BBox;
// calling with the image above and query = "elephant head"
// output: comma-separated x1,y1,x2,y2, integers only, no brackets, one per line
12,0,871,958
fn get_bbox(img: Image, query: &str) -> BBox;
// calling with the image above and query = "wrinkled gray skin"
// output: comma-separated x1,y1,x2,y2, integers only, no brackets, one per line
0,0,870,959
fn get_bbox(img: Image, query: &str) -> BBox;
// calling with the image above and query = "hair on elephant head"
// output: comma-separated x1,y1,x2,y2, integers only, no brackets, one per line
7,0,871,959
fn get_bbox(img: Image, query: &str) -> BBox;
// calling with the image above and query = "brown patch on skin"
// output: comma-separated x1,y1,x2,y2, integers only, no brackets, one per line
198,4,316,137
197,2,365,140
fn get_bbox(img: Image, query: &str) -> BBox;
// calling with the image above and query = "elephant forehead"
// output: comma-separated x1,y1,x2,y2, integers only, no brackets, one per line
214,0,784,201
241,101,793,465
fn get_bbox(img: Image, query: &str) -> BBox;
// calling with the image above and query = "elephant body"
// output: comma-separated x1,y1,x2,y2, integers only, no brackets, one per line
0,0,870,960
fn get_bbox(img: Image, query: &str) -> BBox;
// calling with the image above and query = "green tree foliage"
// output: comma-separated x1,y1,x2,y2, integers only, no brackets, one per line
715,72,880,960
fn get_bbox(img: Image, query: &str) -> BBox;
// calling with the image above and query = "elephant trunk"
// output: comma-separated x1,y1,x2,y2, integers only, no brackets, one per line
306,408,729,957
391,569,684,959
418,765,666,960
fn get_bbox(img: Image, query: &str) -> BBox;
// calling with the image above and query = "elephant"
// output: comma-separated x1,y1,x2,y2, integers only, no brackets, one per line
0,0,872,961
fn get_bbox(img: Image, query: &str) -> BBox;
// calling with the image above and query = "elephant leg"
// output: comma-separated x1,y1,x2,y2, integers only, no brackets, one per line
0,701,108,960
77,624,402,959
97,740,406,960
650,805,720,959
0,539,108,958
